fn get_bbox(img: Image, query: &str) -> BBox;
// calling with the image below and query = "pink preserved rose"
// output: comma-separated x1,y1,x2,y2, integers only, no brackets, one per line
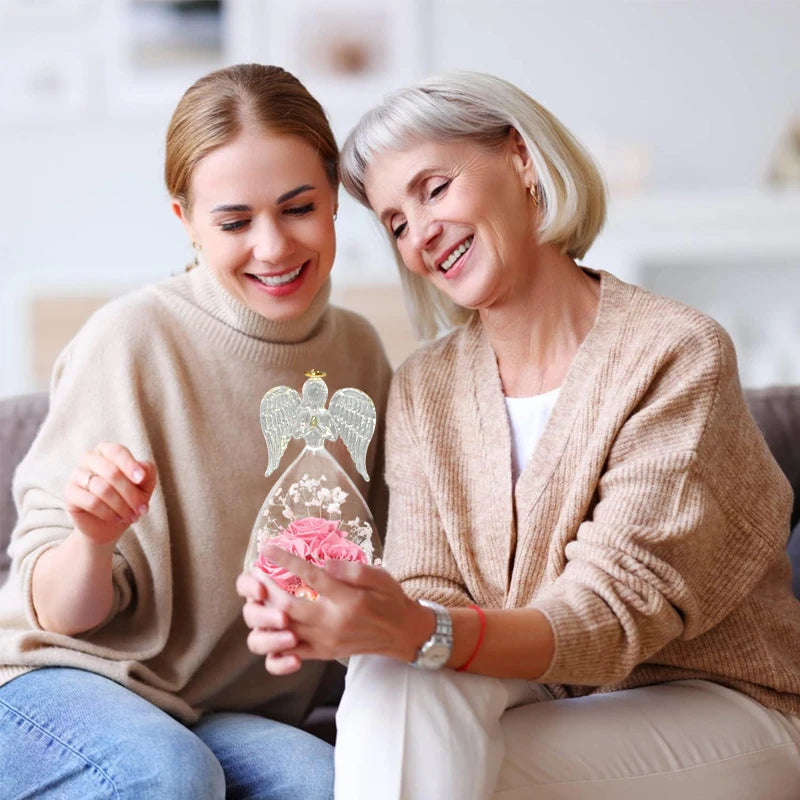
285,517,341,541
256,517,367,596
256,532,306,593
311,531,367,564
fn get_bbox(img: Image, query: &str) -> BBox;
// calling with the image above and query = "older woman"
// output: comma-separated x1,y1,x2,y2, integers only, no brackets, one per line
239,72,800,799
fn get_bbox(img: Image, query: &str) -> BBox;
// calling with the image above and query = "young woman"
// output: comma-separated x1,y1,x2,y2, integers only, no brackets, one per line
0,64,391,799
238,72,800,799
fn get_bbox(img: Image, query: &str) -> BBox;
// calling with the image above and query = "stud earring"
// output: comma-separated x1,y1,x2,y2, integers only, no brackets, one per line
529,184,539,208
333,211,338,221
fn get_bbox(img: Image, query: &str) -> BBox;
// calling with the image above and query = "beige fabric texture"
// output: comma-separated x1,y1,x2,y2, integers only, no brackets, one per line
0,265,392,724
384,269,800,716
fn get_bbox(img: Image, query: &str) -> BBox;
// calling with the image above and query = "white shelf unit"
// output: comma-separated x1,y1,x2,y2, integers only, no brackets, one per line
586,190,800,387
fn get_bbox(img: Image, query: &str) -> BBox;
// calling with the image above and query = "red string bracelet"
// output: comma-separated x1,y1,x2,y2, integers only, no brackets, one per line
455,604,486,672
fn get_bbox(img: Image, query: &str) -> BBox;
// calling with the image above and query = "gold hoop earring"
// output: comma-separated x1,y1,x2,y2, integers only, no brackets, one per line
529,184,539,208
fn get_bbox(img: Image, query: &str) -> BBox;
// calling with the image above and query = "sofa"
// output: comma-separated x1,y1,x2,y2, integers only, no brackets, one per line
2,386,799,742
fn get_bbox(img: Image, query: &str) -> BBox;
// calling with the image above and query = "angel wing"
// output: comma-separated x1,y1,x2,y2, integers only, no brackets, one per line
259,386,301,476
328,388,376,482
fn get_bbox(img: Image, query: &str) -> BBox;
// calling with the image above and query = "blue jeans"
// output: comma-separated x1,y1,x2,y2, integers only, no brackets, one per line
0,667,334,799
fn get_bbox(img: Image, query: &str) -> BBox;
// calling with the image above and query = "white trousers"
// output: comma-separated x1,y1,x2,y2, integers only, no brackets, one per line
334,655,800,800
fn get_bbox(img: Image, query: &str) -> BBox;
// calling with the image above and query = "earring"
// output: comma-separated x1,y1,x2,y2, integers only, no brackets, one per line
333,211,338,221
529,184,539,208
192,241,201,268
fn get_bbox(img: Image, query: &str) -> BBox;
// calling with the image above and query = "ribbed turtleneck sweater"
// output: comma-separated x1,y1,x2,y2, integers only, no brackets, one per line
384,269,800,716
0,265,392,724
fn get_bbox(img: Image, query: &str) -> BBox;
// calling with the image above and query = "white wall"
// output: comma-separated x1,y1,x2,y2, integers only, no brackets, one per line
2,0,799,395
433,0,800,190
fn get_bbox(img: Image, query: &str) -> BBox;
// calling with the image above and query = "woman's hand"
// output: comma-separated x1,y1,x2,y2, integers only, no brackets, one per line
32,444,156,635
237,545,434,675
64,443,156,545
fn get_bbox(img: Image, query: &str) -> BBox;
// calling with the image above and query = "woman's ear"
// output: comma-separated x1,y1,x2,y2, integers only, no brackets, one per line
171,199,195,240
508,128,536,187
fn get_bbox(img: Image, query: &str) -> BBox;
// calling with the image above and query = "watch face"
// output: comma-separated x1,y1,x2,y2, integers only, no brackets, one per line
418,638,450,669
424,641,451,667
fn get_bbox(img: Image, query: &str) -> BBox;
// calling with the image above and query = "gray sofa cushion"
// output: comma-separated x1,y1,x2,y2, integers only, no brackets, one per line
745,385,800,530
789,523,800,599
0,393,49,582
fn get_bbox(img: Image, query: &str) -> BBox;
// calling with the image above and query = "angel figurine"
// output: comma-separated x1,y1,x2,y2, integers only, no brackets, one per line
243,369,382,599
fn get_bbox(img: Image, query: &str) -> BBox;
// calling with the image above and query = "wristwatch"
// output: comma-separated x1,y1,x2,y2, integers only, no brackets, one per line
410,599,453,670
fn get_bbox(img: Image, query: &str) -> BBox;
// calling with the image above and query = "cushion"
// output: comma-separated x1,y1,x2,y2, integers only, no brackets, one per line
789,523,800,600
744,385,800,529
0,393,49,584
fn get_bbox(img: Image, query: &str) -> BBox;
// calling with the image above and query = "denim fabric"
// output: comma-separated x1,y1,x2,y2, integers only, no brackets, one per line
0,667,333,800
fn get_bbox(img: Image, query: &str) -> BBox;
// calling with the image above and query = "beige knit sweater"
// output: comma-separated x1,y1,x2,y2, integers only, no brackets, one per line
0,265,392,724
384,269,800,715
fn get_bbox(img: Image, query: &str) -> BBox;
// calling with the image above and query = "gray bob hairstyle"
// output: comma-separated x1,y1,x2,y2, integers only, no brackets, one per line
340,71,607,339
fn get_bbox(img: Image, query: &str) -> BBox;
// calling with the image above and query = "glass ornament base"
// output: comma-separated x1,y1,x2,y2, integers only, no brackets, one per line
243,447,382,594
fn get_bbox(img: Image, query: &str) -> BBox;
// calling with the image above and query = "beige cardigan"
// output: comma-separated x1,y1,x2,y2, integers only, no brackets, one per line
384,270,800,715
0,265,392,724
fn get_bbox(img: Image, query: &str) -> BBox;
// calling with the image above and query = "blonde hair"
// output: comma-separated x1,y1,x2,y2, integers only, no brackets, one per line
165,63,338,214
340,71,606,339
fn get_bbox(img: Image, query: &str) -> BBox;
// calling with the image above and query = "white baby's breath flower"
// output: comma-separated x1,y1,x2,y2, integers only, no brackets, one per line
360,537,374,563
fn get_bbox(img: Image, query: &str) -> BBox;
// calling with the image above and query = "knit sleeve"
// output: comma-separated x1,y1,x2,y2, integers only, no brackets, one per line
533,320,793,686
8,296,167,638
383,367,473,607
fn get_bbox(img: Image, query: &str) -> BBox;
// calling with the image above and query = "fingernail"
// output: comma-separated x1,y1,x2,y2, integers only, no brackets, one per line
137,504,149,516
132,468,145,483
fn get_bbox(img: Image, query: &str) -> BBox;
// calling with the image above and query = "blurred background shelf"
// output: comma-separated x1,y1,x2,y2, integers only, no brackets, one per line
587,189,800,386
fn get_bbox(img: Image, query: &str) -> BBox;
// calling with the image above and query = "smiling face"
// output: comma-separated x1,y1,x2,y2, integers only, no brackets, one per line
363,134,540,312
174,130,338,321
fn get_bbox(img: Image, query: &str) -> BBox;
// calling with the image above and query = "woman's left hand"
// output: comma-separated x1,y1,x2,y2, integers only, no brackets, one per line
236,545,431,675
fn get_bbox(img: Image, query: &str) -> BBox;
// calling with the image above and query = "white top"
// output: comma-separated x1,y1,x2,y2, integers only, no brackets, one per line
504,387,561,482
